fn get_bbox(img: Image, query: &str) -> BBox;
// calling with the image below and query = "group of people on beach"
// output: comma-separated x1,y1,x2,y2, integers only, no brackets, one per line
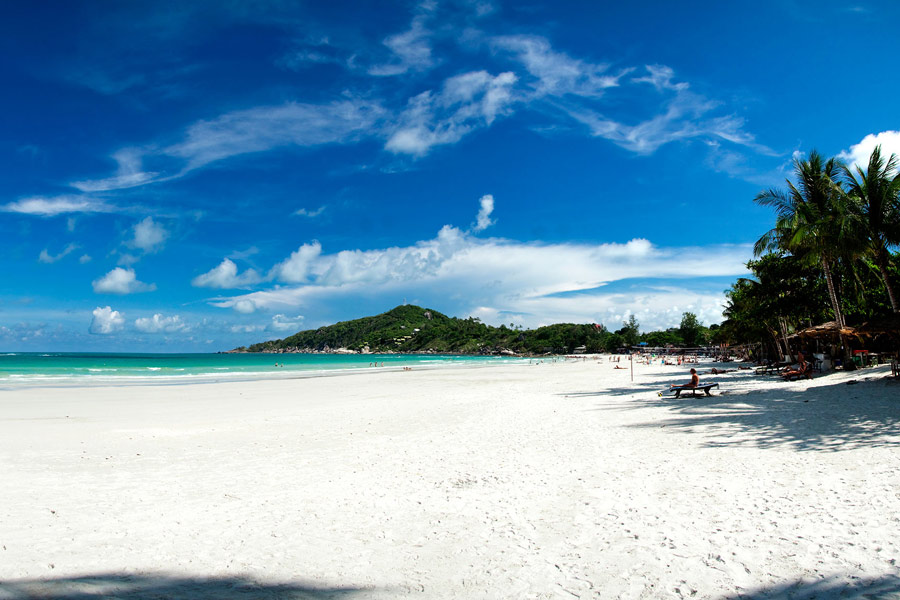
663,350,812,395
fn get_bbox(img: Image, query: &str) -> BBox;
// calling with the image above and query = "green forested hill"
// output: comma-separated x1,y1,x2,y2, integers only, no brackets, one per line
233,304,610,355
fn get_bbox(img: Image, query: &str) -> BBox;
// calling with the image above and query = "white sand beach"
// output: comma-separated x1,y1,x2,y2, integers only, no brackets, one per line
1,359,899,599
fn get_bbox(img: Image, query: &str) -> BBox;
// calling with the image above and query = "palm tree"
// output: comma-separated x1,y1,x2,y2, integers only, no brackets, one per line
753,150,857,328
841,145,900,313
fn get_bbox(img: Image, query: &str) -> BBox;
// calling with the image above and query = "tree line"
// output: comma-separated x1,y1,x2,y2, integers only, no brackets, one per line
716,146,900,358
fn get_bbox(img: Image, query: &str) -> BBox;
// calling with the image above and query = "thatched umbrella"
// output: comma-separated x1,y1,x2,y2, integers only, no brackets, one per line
795,321,857,338
856,315,900,336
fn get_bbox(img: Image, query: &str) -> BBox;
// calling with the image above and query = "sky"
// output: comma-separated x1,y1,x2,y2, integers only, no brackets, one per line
2,0,899,352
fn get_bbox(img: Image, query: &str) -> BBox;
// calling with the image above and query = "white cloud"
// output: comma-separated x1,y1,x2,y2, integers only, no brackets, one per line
472,194,494,232
233,300,258,314
129,217,168,253
230,323,265,333
192,258,263,289
1,196,114,216
92,267,157,294
210,200,750,329
38,243,79,264
386,70,517,155
294,206,326,218
89,306,125,334
134,313,187,333
79,254,92,264
270,314,304,332
838,131,900,171
117,253,140,266
271,242,323,283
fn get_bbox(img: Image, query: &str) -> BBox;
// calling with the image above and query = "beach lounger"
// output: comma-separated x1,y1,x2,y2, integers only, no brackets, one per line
669,383,719,398
781,363,813,381
755,363,787,375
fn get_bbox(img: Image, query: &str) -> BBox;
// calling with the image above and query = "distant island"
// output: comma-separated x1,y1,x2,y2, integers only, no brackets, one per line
229,304,622,355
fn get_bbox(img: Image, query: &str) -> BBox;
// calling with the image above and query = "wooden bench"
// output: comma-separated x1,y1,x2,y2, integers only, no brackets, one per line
671,382,719,398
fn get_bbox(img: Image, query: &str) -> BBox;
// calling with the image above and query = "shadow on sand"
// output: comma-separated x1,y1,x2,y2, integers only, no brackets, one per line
720,572,900,599
559,366,758,399
562,370,900,452
0,573,369,599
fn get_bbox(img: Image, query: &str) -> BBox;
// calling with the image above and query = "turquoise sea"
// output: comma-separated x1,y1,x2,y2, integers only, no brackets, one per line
0,352,527,387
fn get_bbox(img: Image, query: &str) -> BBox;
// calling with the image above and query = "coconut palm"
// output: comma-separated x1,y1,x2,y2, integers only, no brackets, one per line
753,150,857,327
841,145,900,313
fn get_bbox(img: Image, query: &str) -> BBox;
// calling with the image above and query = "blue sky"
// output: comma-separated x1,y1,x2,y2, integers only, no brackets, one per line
2,0,899,352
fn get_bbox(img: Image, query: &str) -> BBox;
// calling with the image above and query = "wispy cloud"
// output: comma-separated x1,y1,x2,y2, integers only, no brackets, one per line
368,2,436,76
385,70,517,155
72,100,385,192
1,196,115,216
55,23,773,193
631,64,688,92
491,34,624,97
563,65,771,156
71,148,159,192
294,206,327,218
38,243,79,264
166,100,384,171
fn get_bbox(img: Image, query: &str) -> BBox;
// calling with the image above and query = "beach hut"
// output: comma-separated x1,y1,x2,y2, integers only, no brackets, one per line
853,315,900,363
791,321,858,371
855,315,900,337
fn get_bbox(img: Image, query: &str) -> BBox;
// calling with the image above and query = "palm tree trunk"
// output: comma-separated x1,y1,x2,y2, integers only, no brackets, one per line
875,249,899,313
767,328,784,361
779,317,792,362
822,258,844,327
822,258,857,369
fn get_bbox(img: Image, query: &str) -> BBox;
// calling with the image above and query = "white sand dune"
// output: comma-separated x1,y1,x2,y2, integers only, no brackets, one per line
1,360,899,599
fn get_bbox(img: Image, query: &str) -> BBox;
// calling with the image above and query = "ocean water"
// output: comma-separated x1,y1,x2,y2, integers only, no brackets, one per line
0,352,528,387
